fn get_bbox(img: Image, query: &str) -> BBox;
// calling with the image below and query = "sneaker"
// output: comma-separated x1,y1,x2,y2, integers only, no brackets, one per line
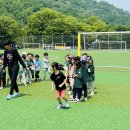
65,101,70,108
24,84,27,87
70,98,76,102
68,91,72,95
76,98,81,103
84,97,88,101
90,92,94,96
0,87,3,90
57,104,64,109
6,94,14,100
13,92,21,98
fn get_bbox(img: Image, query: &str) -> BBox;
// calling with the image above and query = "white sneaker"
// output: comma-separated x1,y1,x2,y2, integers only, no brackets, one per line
0,87,3,90
70,98,76,102
91,92,94,96
76,99,81,103
24,84,27,87
6,94,14,100
65,101,70,108
57,104,63,109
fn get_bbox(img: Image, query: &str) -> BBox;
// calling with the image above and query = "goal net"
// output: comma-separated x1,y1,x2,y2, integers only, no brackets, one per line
78,31,130,50
92,40,127,50
23,43,41,49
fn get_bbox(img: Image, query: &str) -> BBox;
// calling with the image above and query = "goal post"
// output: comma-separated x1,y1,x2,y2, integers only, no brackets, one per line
78,31,130,55
23,43,41,49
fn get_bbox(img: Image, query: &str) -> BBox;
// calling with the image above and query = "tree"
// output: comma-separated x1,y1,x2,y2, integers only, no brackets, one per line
0,16,22,41
82,16,109,32
27,8,87,35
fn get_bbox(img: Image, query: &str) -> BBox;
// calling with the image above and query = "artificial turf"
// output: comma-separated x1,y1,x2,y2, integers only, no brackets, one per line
0,49,130,130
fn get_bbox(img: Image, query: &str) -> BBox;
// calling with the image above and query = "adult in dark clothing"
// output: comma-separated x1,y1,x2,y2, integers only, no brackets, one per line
3,41,26,100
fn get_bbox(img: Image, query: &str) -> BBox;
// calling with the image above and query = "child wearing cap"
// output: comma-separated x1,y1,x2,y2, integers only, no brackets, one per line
81,56,88,101
50,62,69,109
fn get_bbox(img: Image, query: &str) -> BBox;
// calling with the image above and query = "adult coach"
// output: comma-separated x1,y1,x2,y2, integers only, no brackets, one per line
3,41,26,100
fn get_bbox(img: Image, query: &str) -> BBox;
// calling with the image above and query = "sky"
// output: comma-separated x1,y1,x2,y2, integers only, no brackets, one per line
97,0,130,12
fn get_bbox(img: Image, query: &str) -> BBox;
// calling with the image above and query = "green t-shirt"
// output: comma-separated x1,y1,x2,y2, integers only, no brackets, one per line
65,61,70,68
26,59,31,68
73,67,82,88
82,63,88,84
88,64,95,81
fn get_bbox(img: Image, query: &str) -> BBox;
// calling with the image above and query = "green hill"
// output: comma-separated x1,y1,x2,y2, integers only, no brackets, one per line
0,0,130,25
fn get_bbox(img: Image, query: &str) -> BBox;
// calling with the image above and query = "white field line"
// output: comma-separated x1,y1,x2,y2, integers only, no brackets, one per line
95,60,130,63
96,66,130,69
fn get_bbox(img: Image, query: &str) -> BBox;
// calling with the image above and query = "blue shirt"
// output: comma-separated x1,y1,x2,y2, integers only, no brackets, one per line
35,59,41,71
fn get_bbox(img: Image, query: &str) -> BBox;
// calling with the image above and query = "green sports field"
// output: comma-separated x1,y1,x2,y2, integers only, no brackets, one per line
0,49,130,130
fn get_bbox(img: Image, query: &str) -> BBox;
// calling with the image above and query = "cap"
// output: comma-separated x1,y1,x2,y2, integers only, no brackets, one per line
22,52,27,55
68,54,74,59
80,56,87,62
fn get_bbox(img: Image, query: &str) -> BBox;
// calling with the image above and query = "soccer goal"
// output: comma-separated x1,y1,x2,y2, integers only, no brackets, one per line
77,31,130,55
55,43,66,50
23,43,41,49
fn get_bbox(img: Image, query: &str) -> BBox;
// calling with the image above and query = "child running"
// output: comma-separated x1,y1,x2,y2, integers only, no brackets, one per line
50,62,69,109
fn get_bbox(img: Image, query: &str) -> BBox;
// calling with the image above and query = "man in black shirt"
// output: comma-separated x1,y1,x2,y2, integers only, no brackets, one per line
3,41,26,100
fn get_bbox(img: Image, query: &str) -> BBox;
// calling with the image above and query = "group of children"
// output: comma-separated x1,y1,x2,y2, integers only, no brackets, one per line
0,52,50,89
50,53,95,109
0,49,95,109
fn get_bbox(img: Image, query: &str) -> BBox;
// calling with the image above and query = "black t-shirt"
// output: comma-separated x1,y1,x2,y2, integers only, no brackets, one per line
50,71,66,91
4,49,26,70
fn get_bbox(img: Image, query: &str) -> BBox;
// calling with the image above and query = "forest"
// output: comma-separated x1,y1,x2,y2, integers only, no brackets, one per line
0,0,130,42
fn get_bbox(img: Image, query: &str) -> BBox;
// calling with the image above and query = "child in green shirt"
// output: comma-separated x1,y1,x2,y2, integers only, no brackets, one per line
88,58,95,96
72,61,83,102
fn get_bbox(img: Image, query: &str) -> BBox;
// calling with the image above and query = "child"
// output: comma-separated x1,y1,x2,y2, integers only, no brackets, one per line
21,55,28,86
17,55,27,87
81,56,88,101
35,55,41,81
68,55,75,95
30,53,35,82
0,58,4,89
43,52,51,80
72,61,83,102
87,58,95,96
50,62,69,109
26,53,32,84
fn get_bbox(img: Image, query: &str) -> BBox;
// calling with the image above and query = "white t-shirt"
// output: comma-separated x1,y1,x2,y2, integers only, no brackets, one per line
43,58,49,68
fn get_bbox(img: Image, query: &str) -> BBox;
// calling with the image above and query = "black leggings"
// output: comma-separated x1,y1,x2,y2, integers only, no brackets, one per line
9,68,19,95
73,88,82,100
82,84,88,98
35,71,40,80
